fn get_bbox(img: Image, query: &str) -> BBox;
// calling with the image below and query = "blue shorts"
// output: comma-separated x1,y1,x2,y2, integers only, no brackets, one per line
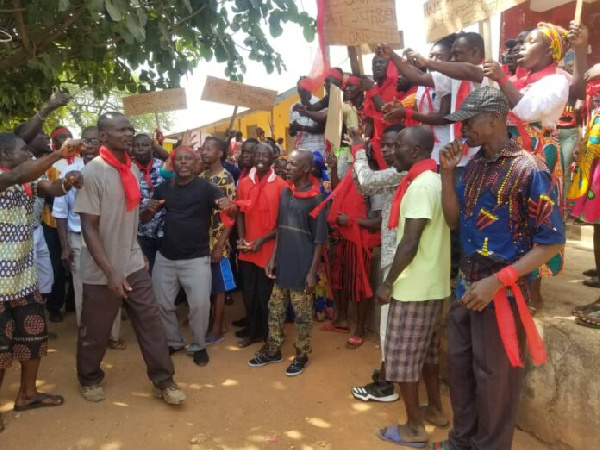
211,259,236,295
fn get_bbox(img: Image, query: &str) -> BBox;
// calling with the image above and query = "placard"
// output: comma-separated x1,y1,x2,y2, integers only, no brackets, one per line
123,88,187,116
325,85,343,151
424,0,527,43
323,0,401,46
201,76,277,111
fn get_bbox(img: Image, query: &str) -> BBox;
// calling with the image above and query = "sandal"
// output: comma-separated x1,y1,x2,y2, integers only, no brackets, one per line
572,301,600,318
376,425,427,447
321,322,351,334
13,393,64,412
108,339,127,351
576,309,600,329
583,268,598,277
583,277,600,288
427,441,452,450
346,335,364,349
205,336,224,345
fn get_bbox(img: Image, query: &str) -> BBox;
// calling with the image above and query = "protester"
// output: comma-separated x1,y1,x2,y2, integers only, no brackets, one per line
350,125,404,402
201,137,237,344
289,77,326,154
132,133,166,272
248,150,326,376
273,156,288,179
483,21,588,308
236,143,287,348
376,126,450,447
0,132,83,432
437,87,564,450
74,112,185,405
238,138,258,181
52,127,126,350
142,147,235,365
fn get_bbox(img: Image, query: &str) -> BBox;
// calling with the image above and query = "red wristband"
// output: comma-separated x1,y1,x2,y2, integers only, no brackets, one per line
496,265,519,286
499,75,509,86
405,108,413,122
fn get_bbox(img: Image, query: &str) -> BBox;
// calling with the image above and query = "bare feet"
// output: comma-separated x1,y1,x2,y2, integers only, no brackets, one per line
573,299,600,318
421,405,449,428
397,424,428,443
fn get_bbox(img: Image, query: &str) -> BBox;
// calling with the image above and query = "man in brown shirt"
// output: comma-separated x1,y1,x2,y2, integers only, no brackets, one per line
74,112,185,405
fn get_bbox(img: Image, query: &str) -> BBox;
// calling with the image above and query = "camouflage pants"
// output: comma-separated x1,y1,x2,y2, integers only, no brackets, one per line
268,285,313,356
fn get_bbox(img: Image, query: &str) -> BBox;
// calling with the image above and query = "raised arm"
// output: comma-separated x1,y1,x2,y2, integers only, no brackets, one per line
439,141,462,230
353,147,402,195
18,92,70,144
376,45,434,87
408,49,483,83
568,21,589,101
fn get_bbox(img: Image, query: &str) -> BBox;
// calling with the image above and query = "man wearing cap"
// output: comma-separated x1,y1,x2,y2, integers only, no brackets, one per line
436,86,565,450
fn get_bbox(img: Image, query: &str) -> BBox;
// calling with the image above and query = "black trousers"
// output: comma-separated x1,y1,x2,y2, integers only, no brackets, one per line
137,235,162,274
43,224,66,313
241,261,273,341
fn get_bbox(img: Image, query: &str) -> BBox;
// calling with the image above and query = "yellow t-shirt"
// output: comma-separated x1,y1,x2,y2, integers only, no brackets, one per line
392,170,450,301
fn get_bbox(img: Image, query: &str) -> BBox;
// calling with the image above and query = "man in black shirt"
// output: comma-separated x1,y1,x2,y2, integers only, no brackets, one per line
248,149,327,376
141,147,235,367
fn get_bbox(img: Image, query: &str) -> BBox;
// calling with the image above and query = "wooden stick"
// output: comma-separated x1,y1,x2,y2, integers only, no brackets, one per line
575,0,583,25
226,105,238,136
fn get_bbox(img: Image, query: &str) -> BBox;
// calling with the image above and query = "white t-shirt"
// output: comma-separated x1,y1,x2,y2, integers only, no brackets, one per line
416,86,451,163
432,71,497,167
510,73,570,128
289,96,326,154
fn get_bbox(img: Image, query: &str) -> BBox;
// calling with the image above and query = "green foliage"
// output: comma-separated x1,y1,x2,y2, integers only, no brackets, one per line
0,0,315,124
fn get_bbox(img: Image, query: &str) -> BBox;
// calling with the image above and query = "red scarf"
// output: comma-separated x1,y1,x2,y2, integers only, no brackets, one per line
246,168,274,212
240,167,250,180
509,64,559,153
0,167,32,197
135,160,154,193
364,61,400,169
494,266,547,367
454,80,472,156
99,146,141,211
219,199,251,228
288,175,320,199
388,158,437,230
418,87,440,143
298,0,329,93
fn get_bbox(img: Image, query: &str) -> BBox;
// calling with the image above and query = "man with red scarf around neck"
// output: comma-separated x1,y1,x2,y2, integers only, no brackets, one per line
248,150,327,376
482,21,588,310
74,112,185,405
375,126,450,447
236,143,287,348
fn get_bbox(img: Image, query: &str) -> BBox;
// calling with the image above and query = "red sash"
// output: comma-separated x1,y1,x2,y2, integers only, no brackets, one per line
99,146,141,211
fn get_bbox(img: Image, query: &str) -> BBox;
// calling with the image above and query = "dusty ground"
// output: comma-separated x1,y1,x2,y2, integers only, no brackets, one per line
3,236,595,450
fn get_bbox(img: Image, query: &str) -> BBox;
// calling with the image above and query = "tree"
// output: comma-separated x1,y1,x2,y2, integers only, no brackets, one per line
61,84,173,134
0,0,315,124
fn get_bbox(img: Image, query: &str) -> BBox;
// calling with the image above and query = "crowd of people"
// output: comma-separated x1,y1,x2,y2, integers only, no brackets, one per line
1,17,600,449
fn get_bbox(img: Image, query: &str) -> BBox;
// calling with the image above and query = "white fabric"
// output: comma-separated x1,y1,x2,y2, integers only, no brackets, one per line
289,95,326,154
33,226,53,294
380,266,391,362
416,86,451,163
52,161,84,232
432,70,498,167
248,167,276,183
511,74,570,128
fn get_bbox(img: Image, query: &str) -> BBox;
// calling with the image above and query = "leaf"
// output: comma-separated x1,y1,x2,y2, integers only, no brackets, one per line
303,24,316,42
58,0,70,12
268,15,283,38
235,0,251,12
105,0,122,21
136,8,147,27
125,15,145,42
182,0,193,13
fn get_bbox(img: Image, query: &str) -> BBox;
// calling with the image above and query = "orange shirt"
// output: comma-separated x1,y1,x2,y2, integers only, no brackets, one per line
237,168,287,268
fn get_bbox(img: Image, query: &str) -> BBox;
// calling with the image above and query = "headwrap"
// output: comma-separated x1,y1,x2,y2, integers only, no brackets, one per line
51,127,74,163
346,75,362,87
586,79,600,123
312,151,329,181
537,22,569,63
99,146,141,211
325,68,344,86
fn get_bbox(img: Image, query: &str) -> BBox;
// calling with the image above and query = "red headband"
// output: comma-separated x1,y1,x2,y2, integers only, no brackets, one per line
51,127,69,140
326,68,344,83
346,75,361,86
169,146,195,165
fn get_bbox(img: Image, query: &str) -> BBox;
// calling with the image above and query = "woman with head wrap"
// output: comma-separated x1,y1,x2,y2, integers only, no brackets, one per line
483,21,588,309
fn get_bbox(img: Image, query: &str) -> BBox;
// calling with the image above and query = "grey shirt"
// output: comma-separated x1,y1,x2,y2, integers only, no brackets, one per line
74,156,145,285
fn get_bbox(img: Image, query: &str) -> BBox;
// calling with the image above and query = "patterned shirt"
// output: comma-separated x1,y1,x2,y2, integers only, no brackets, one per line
0,182,39,301
138,158,165,239
200,167,236,258
456,139,565,299
352,149,403,269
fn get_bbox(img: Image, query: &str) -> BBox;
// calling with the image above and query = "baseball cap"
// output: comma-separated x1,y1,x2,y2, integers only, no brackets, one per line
445,86,510,123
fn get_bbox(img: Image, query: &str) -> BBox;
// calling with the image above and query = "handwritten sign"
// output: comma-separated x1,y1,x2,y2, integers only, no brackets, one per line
323,0,401,46
123,88,187,116
201,76,278,111
424,0,527,43
325,85,344,151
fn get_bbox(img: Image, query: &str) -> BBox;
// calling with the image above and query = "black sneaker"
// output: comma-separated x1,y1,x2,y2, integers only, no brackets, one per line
248,351,283,367
193,349,209,366
169,346,184,355
351,381,399,402
235,328,250,338
232,317,248,328
48,310,63,323
286,356,309,376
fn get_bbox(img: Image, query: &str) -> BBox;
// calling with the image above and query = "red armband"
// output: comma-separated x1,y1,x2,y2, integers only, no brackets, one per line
495,265,519,286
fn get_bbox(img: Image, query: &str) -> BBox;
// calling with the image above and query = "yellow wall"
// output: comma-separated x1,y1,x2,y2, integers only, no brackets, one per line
198,86,324,154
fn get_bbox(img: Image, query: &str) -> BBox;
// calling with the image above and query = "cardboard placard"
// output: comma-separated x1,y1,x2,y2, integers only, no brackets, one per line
201,76,278,111
424,0,527,43
123,88,187,116
323,0,401,46
325,85,344,151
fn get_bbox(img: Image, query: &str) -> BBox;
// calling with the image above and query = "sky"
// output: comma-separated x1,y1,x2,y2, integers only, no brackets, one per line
168,0,432,134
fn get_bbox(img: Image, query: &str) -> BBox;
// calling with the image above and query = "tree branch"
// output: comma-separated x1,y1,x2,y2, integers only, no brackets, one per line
12,0,32,54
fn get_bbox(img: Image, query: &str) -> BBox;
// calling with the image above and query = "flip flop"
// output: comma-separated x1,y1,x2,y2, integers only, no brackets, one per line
575,317,600,329
420,406,450,428
13,393,64,412
108,339,127,351
321,322,351,334
206,336,225,345
346,335,364,349
583,277,600,288
376,425,428,448
427,442,452,450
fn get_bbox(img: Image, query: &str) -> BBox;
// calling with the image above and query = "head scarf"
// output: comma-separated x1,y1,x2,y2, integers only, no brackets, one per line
325,68,344,87
346,75,362,87
537,22,569,63
312,151,329,181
